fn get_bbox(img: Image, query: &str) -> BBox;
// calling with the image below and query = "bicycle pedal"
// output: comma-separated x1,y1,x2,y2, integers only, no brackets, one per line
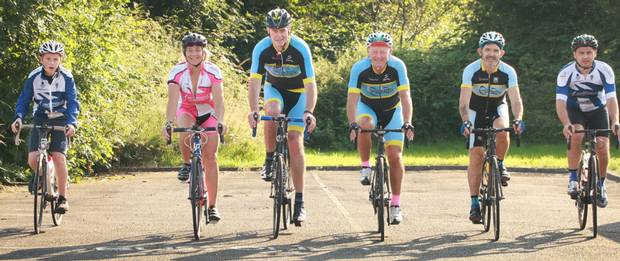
294,221,302,227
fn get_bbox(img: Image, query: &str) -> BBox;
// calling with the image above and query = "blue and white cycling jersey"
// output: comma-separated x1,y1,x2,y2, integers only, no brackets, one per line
14,66,80,126
556,60,616,112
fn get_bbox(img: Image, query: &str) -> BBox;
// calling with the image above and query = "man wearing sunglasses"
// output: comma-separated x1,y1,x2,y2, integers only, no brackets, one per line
247,8,317,225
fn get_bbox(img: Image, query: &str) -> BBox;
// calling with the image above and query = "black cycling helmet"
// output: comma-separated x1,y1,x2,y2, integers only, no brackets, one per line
571,34,598,51
265,8,292,28
181,32,207,49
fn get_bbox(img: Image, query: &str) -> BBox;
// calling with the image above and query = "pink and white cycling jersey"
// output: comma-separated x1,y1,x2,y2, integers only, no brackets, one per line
167,61,223,117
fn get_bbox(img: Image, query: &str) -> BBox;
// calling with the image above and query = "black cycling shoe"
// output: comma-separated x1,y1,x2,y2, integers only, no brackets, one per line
205,207,221,224
177,164,190,181
293,203,306,226
260,162,273,182
469,206,482,224
55,197,69,214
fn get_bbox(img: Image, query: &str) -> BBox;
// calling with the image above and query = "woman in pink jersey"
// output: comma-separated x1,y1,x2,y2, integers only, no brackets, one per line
162,32,225,222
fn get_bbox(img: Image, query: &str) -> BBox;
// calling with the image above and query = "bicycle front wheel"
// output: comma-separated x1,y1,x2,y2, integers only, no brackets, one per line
190,160,203,240
375,157,386,241
272,155,284,239
33,158,43,234
576,153,588,230
590,155,599,238
481,159,491,232
491,158,501,241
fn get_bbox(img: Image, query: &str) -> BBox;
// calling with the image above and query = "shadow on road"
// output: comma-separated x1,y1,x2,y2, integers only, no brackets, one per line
0,226,610,260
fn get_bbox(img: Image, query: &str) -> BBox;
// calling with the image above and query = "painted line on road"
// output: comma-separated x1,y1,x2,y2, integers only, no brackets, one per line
311,172,362,232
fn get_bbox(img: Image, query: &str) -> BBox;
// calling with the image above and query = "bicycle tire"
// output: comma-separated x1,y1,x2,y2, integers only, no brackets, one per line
282,165,291,230
590,155,598,238
33,156,43,234
577,153,588,230
376,156,385,241
50,172,63,226
272,155,284,239
492,158,501,241
481,159,491,232
190,160,203,240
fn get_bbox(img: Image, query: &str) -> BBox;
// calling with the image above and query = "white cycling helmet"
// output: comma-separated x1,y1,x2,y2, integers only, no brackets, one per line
479,31,505,49
366,32,393,48
39,40,65,56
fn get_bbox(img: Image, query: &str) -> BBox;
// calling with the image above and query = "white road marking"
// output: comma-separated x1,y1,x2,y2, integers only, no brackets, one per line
311,172,362,232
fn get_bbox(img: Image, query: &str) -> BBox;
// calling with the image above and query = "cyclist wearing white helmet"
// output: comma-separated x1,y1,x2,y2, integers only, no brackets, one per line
247,8,317,225
346,32,414,225
458,31,524,224
11,40,80,214
162,32,226,222
556,34,620,207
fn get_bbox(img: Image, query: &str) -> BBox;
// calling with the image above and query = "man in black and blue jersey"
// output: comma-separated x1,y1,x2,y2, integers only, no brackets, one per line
459,31,524,224
247,8,317,225
346,32,414,225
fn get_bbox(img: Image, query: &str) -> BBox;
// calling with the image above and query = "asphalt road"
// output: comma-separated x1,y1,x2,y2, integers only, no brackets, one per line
1,170,619,260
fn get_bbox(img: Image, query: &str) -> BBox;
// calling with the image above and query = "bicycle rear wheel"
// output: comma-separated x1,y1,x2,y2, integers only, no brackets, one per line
577,153,588,230
190,160,203,240
375,157,386,241
481,159,491,232
272,155,284,239
491,158,501,241
590,155,598,238
50,172,63,226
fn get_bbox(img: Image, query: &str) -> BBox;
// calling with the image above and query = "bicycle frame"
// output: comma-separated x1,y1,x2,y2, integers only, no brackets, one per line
170,125,221,240
15,123,66,234
257,115,303,237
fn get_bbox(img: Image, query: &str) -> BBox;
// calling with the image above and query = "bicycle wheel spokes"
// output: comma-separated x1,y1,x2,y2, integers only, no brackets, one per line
590,156,598,238
481,160,491,232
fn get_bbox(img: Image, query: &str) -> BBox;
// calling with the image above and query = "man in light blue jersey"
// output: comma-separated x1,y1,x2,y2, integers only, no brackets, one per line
247,8,317,225
556,34,620,208
346,32,414,225
459,31,524,224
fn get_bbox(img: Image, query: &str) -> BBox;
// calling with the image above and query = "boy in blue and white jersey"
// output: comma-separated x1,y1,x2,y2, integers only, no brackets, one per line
556,34,620,208
11,41,80,214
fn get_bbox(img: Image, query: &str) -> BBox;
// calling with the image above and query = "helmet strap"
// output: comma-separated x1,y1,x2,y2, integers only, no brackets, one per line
575,61,592,73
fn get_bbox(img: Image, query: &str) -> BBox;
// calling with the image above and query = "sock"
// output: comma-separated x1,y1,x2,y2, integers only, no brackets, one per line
295,192,303,204
361,161,371,168
470,196,479,208
265,152,274,162
498,159,504,169
391,194,400,207
598,177,606,188
569,169,578,182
